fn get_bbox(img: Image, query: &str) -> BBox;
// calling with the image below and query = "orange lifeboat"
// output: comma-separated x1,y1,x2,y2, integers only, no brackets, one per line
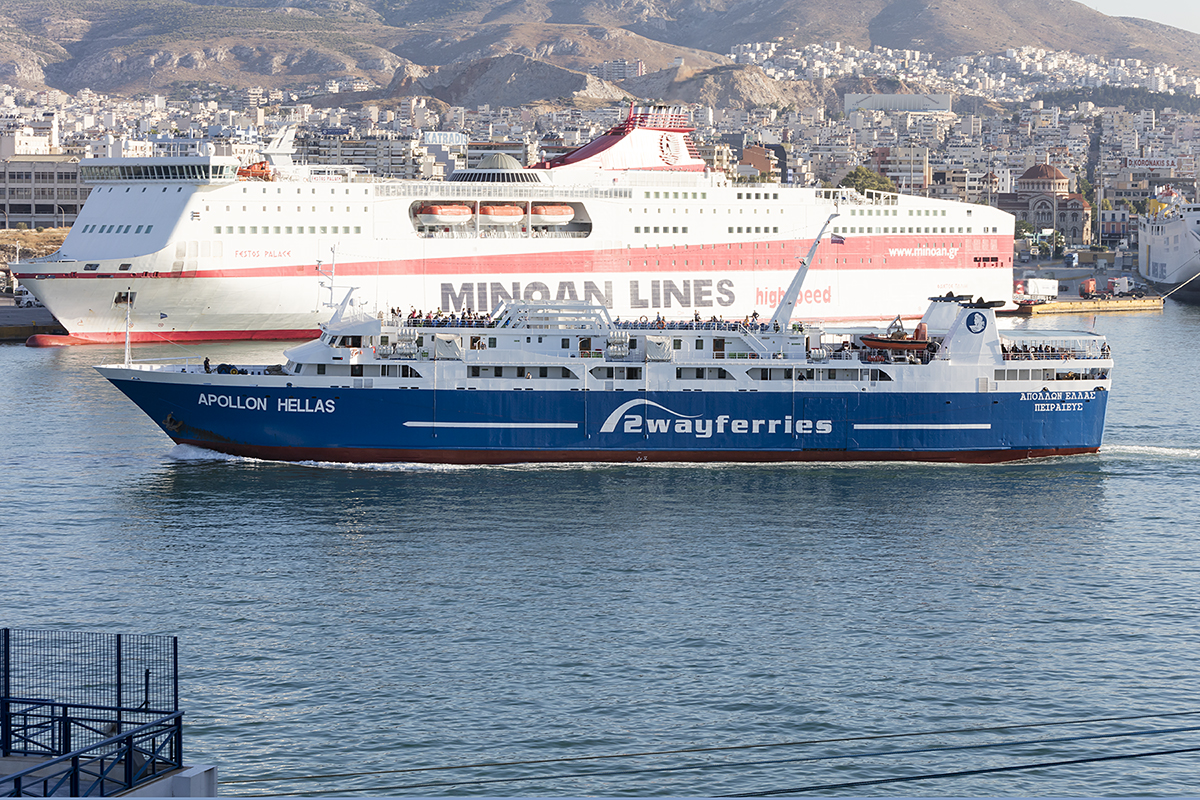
529,204,575,226
237,161,274,181
416,204,473,226
477,204,524,225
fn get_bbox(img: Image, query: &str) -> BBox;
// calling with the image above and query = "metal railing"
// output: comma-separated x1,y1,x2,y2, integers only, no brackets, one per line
1,630,183,797
1,701,183,797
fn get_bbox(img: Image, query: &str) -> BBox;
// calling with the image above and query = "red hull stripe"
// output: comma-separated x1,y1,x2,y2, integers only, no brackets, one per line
14,239,1011,281
26,329,317,347
170,438,1098,465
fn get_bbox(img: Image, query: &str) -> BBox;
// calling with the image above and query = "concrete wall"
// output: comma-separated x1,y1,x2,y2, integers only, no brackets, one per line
123,764,218,797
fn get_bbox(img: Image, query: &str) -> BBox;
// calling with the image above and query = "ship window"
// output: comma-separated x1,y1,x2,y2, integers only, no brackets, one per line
634,227,640,233
309,227,315,233
695,339,704,350
495,367,503,378
213,226,220,234
561,338,570,349
225,226,233,233
250,226,257,234
118,263,131,271
627,367,642,380
488,338,497,348
539,367,548,378
238,226,245,233
83,263,99,271
316,364,326,375
630,338,638,349
320,226,327,234
673,339,682,350
471,366,480,377
351,365,363,377
285,227,292,234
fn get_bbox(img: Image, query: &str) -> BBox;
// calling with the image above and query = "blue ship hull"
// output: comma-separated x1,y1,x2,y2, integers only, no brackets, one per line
108,379,1108,464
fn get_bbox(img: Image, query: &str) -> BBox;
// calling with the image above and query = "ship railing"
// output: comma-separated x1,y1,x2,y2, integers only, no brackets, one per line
1001,347,1107,361
417,228,589,240
376,184,633,200
612,320,781,334
398,317,496,329
112,357,205,371
812,187,899,206
857,349,933,365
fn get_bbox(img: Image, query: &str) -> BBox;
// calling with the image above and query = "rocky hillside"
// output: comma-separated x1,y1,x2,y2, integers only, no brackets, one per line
388,54,635,107
1,0,1198,106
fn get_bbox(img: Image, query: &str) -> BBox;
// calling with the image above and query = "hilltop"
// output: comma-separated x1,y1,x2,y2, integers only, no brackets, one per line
1,0,1198,106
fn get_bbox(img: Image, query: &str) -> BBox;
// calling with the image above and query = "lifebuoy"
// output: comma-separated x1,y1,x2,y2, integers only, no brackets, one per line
639,315,648,323
352,348,362,357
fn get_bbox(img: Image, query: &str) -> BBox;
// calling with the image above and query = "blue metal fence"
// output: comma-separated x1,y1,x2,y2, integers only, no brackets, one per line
1,630,183,797
2,705,183,797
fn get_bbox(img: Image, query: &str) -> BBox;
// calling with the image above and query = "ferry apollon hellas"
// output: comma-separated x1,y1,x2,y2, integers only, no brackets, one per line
95,222,1110,464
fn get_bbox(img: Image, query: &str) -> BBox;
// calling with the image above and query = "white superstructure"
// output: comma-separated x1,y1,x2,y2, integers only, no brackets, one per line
19,107,1016,344
1138,186,1200,301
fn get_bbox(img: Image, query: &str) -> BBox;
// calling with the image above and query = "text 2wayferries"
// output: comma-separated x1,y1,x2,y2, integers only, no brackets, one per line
96,229,1110,464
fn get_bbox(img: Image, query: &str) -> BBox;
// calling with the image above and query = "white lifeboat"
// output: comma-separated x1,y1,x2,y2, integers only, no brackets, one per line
477,204,525,225
529,204,575,226
416,204,472,226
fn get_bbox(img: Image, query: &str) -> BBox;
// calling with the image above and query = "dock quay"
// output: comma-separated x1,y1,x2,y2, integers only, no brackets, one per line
1005,295,1164,315
0,297,66,341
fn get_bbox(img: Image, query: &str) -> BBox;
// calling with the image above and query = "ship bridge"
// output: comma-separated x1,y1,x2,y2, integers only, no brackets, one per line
80,157,241,184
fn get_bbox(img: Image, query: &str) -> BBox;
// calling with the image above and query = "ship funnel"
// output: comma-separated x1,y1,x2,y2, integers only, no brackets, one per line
261,126,297,168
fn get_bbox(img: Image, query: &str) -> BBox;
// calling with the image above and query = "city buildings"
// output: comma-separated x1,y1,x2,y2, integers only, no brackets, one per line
2,38,1199,253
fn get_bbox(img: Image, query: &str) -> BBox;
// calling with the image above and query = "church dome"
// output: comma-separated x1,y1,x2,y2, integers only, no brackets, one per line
1018,164,1067,181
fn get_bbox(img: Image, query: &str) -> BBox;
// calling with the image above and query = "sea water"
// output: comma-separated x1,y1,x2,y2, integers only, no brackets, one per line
3,303,1200,796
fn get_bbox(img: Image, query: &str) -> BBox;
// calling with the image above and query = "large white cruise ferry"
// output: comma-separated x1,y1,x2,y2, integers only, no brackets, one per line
1138,186,1200,302
18,107,1016,345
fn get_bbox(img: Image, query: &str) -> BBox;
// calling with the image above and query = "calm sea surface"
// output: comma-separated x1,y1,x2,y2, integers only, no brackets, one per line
4,302,1200,796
